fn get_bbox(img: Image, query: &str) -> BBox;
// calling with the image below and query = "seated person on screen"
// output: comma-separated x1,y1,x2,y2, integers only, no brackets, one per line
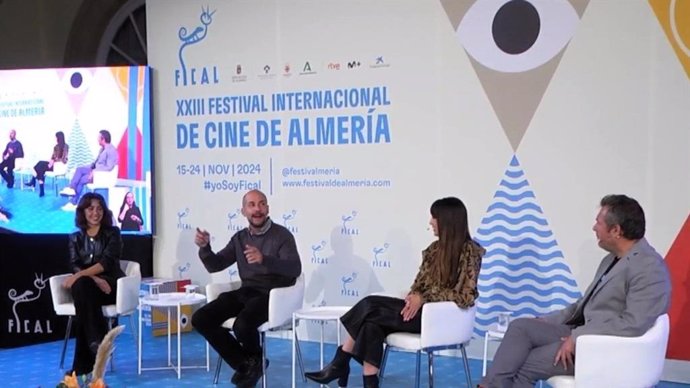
25,130,69,197
61,192,125,378
192,189,302,388
0,129,24,189
304,197,485,388
118,191,143,231
60,129,118,211
478,194,671,388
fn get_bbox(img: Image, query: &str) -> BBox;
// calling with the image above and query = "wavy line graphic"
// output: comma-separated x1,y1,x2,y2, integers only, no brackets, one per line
475,155,581,336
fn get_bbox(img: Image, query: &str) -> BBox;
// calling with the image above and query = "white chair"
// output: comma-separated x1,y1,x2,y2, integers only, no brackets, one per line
206,273,306,387
379,303,476,388
49,260,142,369
547,314,670,388
44,161,69,196
86,165,119,191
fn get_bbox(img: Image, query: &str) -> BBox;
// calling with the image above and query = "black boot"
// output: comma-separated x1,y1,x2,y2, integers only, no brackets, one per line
25,176,36,187
38,183,44,197
304,345,351,387
363,374,379,388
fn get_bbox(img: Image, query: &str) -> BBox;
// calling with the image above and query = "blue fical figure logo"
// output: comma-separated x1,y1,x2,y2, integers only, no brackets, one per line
228,266,238,281
177,262,191,279
341,211,359,235
7,273,51,334
177,208,192,230
227,209,243,231
282,210,298,233
341,272,359,297
311,240,328,264
372,243,391,268
176,6,218,86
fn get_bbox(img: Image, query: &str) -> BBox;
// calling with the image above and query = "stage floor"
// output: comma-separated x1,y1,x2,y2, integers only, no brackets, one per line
1,313,688,387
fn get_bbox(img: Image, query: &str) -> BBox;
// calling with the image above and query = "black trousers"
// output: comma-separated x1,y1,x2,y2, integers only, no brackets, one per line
0,158,15,188
192,287,269,370
340,295,422,368
70,276,117,374
34,160,53,181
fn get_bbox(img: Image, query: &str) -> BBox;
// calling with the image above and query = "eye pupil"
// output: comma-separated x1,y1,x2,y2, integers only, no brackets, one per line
492,0,541,55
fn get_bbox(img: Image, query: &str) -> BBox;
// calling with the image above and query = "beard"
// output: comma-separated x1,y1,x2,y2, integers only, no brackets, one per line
248,214,268,228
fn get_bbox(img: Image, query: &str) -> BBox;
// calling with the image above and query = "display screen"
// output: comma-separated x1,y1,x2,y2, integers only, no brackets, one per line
0,66,153,234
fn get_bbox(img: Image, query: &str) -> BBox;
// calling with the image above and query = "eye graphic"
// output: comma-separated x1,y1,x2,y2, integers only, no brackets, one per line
62,69,92,95
458,0,579,73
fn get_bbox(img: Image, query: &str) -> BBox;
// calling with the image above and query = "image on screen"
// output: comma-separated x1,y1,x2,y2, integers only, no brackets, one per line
0,66,153,234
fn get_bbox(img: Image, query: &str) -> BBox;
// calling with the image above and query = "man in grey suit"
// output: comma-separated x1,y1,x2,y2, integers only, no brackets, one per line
479,194,671,388
59,129,118,211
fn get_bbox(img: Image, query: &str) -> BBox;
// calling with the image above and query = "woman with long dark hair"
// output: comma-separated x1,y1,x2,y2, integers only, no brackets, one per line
61,192,124,377
25,131,69,197
117,191,144,231
304,197,485,388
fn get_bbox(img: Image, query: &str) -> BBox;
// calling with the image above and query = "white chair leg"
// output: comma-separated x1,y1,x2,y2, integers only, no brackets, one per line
108,318,115,372
128,314,137,348
428,351,434,388
213,354,222,384
59,316,73,369
261,332,267,388
460,344,472,388
379,345,391,379
414,350,421,388
294,330,306,381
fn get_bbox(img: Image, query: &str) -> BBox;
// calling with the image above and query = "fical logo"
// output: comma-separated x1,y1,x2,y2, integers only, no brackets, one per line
177,262,191,279
177,208,192,230
372,243,391,268
311,240,328,264
282,210,298,233
175,6,219,87
340,272,359,297
7,273,52,334
340,211,359,235
227,209,243,232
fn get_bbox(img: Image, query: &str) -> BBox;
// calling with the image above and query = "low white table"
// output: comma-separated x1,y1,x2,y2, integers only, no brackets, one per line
138,292,210,379
292,306,351,388
482,323,507,376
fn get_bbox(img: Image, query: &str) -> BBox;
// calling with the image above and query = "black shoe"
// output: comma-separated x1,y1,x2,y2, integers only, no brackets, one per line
236,357,268,388
233,358,269,385
38,183,44,197
24,178,35,187
304,346,351,386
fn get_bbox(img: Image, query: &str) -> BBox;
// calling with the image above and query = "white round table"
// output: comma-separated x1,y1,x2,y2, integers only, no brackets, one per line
138,292,209,379
292,306,351,388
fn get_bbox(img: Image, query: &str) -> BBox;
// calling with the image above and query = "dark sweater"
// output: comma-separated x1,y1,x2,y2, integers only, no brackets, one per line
199,219,302,292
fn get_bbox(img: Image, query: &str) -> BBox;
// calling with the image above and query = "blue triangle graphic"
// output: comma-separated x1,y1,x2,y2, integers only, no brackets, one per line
473,155,582,336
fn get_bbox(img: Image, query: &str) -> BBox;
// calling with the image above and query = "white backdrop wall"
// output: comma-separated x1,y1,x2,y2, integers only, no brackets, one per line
147,0,690,379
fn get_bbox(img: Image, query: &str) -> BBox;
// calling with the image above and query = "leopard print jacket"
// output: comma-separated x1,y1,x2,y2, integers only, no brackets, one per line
410,239,485,308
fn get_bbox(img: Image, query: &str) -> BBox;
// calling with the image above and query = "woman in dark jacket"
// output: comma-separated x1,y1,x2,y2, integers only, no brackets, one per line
62,192,124,377
118,191,144,231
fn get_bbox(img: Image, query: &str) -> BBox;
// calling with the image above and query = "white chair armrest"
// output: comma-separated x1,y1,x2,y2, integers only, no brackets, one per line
574,330,666,387
267,274,305,329
420,302,475,349
116,274,141,315
49,274,73,309
206,281,241,302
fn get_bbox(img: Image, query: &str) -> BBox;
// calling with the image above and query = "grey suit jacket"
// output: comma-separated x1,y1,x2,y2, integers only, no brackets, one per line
542,238,670,340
